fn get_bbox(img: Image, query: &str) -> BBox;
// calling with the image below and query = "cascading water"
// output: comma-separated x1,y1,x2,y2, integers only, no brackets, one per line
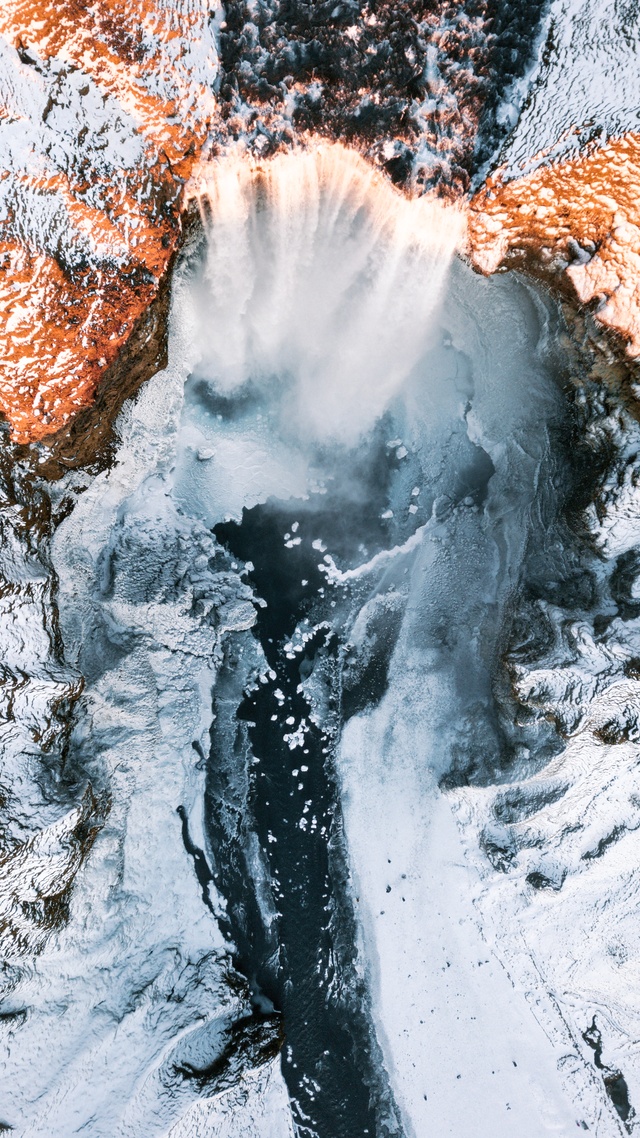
176,146,467,1137
1,144,605,1137
167,145,582,1135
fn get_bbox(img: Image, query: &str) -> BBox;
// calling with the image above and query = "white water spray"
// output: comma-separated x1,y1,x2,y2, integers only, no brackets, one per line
188,145,464,446
4,142,596,1138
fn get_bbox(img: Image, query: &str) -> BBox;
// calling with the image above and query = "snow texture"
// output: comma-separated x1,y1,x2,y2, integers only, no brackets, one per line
499,0,640,175
167,1058,295,1138
0,252,293,1136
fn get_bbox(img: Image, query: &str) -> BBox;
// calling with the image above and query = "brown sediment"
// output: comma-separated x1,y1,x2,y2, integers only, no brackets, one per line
467,132,640,370
0,0,216,448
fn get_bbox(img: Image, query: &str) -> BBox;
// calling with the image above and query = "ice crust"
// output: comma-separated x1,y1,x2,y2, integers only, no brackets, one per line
0,266,293,1135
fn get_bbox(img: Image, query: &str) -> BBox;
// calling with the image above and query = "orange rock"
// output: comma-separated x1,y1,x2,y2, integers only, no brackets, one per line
0,0,217,444
468,133,640,359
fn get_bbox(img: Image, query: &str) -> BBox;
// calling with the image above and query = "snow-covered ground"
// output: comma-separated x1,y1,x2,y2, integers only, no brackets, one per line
329,251,622,1133
499,0,640,175
3,134,640,1136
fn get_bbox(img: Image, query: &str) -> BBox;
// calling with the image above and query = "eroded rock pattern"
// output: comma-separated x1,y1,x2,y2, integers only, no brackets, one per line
0,0,566,449
0,0,217,443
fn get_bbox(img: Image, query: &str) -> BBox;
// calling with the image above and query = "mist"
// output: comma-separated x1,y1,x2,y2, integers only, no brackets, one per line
188,145,463,444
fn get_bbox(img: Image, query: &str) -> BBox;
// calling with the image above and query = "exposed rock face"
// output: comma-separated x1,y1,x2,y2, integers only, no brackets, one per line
214,0,547,194
0,786,100,957
468,133,640,363
0,0,218,443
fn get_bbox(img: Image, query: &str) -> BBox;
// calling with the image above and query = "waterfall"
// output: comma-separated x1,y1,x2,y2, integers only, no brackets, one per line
188,144,464,446
0,142,596,1138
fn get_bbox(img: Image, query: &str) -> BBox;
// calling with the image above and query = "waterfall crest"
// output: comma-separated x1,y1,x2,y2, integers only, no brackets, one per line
188,145,465,445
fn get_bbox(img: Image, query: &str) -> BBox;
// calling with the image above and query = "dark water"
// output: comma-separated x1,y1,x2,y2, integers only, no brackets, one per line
207,440,405,1138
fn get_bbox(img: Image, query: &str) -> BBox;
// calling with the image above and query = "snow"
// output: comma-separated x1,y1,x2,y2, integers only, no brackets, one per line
339,716,593,1135
3,109,640,1136
319,249,618,1132
167,1058,295,1138
445,396,640,1134
499,0,640,175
